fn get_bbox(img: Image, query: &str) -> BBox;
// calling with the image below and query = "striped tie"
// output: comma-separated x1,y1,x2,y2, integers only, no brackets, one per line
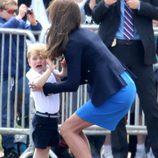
123,1,134,40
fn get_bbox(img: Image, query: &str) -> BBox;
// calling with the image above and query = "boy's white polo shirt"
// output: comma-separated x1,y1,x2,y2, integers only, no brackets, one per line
26,68,60,114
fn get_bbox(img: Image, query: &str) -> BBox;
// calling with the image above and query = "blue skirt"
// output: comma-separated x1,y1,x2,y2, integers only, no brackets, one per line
76,72,136,131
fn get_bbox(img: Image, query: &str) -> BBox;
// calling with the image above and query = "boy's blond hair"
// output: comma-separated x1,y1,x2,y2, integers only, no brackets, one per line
0,0,17,9
27,43,48,59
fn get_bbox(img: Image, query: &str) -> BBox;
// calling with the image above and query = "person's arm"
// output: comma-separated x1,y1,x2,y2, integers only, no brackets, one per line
84,0,96,16
43,39,83,95
134,0,158,19
32,59,56,88
0,17,20,28
26,11,42,30
16,4,42,30
53,58,67,80
89,0,97,10
92,0,116,24
0,4,27,28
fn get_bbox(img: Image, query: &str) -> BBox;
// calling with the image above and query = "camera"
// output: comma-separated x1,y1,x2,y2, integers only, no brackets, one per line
26,8,33,15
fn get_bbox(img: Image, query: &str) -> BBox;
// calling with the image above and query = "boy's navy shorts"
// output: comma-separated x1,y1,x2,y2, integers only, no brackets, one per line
32,114,59,149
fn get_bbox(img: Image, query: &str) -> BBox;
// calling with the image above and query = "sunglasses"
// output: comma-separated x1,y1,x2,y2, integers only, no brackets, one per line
4,8,17,15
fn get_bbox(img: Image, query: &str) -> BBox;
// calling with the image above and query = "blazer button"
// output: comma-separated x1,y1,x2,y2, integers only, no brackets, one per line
87,70,90,72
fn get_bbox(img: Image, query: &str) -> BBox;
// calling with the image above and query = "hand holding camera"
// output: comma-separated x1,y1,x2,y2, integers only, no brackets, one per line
26,8,38,26
16,4,37,25
26,8,33,15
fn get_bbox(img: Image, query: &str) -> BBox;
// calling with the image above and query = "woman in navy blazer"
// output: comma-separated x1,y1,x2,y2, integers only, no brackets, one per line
34,0,136,157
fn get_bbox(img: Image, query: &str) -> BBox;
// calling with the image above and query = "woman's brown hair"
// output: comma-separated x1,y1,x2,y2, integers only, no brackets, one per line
46,0,81,60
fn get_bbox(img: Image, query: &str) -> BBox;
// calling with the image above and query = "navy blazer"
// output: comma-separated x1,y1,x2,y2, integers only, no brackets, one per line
43,28,127,106
92,0,158,65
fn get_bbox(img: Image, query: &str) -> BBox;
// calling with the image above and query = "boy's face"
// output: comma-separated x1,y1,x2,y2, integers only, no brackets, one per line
0,3,17,20
28,53,47,73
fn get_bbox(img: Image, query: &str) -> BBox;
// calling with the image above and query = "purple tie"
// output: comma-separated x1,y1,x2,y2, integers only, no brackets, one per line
123,1,134,40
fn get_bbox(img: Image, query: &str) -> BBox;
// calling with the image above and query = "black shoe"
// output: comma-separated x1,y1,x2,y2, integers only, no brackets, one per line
3,148,19,158
58,147,74,158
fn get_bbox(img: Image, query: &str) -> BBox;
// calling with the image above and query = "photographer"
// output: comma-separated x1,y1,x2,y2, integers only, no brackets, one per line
18,0,51,28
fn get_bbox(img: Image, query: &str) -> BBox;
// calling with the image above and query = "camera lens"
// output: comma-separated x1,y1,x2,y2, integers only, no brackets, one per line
27,8,33,15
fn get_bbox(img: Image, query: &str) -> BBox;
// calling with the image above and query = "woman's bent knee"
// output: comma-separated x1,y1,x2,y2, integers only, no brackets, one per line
60,114,91,138
60,122,71,138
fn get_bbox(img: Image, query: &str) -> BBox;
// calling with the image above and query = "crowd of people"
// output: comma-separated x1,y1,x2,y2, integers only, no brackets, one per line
0,0,158,158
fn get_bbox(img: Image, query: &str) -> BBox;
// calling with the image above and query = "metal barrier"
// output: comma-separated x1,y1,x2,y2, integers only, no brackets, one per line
0,28,36,131
0,26,158,157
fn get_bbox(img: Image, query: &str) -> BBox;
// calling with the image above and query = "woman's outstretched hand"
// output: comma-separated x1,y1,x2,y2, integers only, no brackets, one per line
29,82,43,91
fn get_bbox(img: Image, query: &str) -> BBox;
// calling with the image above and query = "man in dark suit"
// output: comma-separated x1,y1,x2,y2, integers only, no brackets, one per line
88,0,158,157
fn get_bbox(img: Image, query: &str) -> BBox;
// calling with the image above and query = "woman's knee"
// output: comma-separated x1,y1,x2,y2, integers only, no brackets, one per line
60,122,71,138
60,114,90,138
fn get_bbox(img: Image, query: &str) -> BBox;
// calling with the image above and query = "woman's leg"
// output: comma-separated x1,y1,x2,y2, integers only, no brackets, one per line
33,147,50,158
79,131,91,150
60,113,93,158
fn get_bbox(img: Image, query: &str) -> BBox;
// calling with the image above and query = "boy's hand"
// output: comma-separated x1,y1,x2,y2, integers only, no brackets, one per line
46,58,56,72
53,58,67,80
60,58,67,69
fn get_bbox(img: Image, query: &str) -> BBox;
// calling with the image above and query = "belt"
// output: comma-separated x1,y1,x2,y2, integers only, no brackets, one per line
35,111,59,118
111,39,141,47
116,39,141,45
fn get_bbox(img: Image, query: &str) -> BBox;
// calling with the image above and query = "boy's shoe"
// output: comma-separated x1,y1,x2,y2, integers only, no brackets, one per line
57,137,74,158
3,147,19,158
59,148,74,158
135,149,147,158
100,145,113,158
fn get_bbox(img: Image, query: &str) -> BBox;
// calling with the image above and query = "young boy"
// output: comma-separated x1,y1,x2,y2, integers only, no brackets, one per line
26,43,60,158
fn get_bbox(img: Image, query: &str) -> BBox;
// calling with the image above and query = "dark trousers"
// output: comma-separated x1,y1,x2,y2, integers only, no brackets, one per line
109,42,158,158
111,118,128,158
